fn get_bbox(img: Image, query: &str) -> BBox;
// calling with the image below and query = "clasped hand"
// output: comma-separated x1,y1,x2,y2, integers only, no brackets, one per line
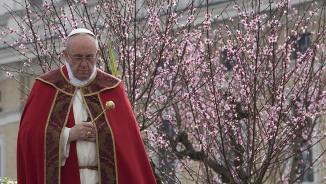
68,122,96,143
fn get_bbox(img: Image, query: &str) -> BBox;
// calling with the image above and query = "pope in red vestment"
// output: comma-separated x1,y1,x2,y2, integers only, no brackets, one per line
17,29,156,184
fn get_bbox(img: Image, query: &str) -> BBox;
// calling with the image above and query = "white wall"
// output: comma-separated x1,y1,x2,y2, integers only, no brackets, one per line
0,0,25,17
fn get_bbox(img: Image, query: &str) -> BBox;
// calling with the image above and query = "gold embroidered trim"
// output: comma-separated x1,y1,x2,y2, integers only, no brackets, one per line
94,112,101,183
83,81,121,96
98,94,118,184
44,90,59,184
39,66,121,183
36,78,75,96
37,66,121,96
58,88,77,184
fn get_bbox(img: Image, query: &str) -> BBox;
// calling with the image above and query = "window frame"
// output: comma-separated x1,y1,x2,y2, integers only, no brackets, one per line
292,33,312,59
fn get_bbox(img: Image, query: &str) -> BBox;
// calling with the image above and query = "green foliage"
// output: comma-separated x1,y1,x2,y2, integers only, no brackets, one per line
0,177,18,184
106,36,118,78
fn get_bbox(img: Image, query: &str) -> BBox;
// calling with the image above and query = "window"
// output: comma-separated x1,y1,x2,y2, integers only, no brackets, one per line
298,144,314,182
297,118,314,182
159,58,175,70
158,120,175,184
222,47,237,71
292,99,314,182
293,33,312,59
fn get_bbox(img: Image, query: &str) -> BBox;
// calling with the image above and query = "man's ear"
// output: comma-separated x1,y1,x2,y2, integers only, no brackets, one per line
63,50,68,57
63,50,70,63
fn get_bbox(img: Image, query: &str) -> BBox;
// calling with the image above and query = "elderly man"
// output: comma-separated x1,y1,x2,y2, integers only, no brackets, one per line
17,28,156,184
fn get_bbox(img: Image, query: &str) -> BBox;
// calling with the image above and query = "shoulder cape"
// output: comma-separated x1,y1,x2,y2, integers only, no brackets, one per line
17,66,156,184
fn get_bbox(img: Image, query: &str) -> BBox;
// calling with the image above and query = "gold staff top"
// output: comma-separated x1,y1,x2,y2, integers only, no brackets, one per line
91,101,115,124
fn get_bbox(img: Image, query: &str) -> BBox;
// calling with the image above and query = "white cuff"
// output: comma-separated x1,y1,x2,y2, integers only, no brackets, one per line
61,127,71,166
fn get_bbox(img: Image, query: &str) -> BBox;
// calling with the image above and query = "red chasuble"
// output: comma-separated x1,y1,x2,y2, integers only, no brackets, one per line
17,66,156,184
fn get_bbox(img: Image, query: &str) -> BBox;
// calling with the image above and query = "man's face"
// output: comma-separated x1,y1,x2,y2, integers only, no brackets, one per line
63,34,99,81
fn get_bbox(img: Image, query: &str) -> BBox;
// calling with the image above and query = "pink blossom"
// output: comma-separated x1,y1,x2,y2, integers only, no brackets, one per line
6,72,12,78
80,0,87,5
43,3,49,8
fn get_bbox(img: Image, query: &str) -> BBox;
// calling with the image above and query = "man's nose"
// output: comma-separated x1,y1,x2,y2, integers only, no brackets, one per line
80,59,88,66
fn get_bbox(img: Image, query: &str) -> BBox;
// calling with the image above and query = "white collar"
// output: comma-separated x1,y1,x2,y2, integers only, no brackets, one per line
65,61,96,86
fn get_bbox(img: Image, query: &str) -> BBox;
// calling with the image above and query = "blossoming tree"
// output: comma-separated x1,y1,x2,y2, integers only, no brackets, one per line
1,0,326,183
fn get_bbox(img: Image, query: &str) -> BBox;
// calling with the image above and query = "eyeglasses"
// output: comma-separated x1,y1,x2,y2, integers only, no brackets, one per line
67,51,97,63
